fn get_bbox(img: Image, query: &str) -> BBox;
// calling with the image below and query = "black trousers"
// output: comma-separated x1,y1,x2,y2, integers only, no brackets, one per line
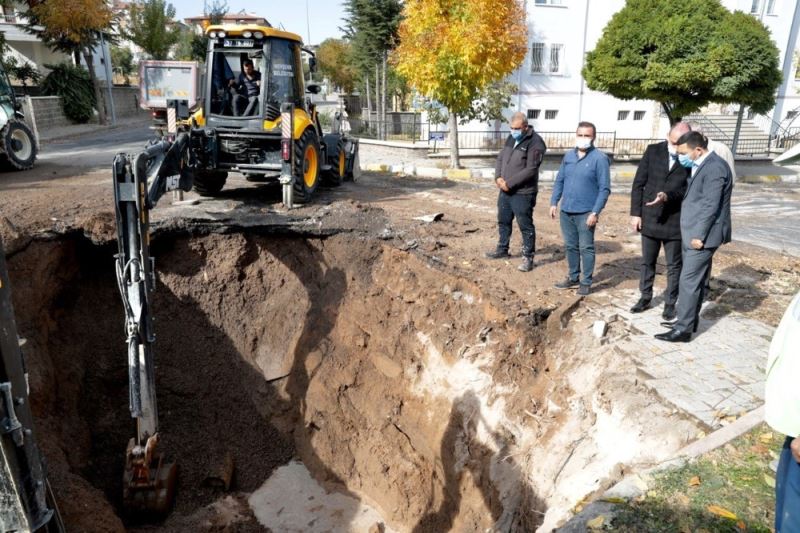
496,191,536,258
639,234,682,306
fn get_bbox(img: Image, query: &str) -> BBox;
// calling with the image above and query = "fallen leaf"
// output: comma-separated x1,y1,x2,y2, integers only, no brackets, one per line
586,515,605,530
688,476,701,487
760,432,773,443
600,497,626,504
707,505,738,520
737,520,747,531
764,473,776,488
696,431,707,439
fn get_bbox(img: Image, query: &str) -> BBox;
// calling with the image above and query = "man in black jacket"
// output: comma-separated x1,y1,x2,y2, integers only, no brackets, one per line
486,112,547,272
629,122,691,320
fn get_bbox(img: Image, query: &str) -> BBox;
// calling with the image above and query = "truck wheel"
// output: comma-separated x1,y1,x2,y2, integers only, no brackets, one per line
323,139,345,187
0,121,37,170
293,129,320,203
193,170,228,196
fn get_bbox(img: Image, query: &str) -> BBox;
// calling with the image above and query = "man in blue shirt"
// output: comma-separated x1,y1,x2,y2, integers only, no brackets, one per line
549,122,611,296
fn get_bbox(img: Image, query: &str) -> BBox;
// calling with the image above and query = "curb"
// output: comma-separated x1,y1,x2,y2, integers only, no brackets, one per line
555,405,766,531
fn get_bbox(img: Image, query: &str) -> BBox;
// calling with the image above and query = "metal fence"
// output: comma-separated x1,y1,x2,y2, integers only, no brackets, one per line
352,121,796,158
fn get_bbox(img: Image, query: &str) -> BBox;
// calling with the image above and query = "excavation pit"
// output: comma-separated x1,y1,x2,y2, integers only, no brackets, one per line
7,228,698,532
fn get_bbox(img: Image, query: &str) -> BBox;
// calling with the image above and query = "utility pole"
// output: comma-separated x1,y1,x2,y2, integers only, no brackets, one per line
306,0,311,45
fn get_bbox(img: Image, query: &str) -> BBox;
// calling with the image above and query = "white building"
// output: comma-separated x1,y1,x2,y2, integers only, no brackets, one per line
502,0,800,139
0,2,70,74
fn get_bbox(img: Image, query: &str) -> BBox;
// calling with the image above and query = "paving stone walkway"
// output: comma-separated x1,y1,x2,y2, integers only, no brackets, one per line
590,288,773,429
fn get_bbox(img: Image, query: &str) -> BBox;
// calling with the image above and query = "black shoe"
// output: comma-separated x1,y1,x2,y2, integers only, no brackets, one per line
630,297,651,313
554,278,580,289
654,329,692,342
485,249,510,259
662,304,676,321
518,257,534,272
578,284,591,296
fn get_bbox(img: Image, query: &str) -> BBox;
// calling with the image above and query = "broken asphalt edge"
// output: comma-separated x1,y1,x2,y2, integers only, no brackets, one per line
359,165,799,184
555,405,766,531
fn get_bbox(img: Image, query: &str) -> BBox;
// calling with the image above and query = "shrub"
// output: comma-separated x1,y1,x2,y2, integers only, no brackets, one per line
41,63,96,123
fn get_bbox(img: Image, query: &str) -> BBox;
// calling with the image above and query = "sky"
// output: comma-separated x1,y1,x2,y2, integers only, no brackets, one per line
170,0,347,44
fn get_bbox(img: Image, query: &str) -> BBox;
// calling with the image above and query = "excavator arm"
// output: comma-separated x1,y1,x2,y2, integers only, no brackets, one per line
0,236,64,532
112,133,193,515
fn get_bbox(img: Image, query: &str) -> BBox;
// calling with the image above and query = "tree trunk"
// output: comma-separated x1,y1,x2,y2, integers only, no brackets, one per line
365,74,371,131
381,52,387,137
661,102,674,125
448,111,460,169
83,49,107,125
375,63,380,139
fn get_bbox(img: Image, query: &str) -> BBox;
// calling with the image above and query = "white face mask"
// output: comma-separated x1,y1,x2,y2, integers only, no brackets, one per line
575,137,593,150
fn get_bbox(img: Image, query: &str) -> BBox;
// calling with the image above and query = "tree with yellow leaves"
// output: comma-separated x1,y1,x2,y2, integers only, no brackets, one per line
395,0,528,168
23,0,115,124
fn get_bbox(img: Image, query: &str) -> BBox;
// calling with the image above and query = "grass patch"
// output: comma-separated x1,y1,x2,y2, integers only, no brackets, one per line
609,423,782,532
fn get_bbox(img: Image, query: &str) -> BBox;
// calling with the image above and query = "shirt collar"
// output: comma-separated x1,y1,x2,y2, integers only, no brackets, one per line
693,151,710,169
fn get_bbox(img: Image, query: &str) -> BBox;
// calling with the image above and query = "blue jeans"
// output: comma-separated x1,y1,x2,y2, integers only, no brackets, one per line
559,211,596,286
496,191,536,258
776,436,800,533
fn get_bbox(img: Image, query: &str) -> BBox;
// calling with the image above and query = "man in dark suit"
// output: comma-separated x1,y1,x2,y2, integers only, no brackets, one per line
630,122,691,320
650,131,733,342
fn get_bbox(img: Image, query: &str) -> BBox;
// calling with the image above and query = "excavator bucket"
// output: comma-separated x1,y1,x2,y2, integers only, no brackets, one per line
122,436,177,516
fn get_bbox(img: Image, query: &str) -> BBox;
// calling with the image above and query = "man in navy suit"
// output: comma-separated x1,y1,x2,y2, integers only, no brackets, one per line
649,131,732,342
629,122,691,320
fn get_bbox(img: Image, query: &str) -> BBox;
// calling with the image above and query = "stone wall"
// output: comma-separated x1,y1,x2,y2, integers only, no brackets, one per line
29,96,72,129
29,86,147,130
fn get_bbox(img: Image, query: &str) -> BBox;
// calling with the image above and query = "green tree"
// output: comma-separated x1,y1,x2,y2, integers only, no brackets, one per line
317,38,357,93
583,0,782,123
110,44,134,85
341,0,402,134
128,0,180,60
22,0,116,123
175,0,227,62
395,0,527,167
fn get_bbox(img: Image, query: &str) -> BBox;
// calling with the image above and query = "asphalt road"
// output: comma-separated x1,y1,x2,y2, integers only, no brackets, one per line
37,121,155,171
32,125,800,257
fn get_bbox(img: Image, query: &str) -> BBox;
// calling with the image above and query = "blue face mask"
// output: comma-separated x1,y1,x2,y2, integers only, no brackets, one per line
511,129,524,141
678,153,694,168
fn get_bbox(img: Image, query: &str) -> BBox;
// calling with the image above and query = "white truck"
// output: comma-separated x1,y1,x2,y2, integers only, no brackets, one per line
138,60,200,129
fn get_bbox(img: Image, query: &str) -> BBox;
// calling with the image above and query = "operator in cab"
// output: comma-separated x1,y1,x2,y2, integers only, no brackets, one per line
229,59,261,116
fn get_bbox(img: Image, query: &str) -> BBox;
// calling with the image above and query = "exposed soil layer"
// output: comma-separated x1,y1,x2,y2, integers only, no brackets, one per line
7,227,558,532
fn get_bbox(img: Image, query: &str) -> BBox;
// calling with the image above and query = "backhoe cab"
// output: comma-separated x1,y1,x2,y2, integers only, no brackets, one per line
185,24,358,203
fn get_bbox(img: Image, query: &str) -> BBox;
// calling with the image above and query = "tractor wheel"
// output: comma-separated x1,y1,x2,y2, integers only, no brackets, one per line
323,139,345,187
0,120,37,170
193,170,228,196
293,128,321,203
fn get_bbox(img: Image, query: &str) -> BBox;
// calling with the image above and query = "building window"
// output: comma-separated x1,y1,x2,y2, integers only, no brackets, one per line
534,0,563,4
549,44,564,74
527,109,541,120
544,109,558,120
767,0,776,13
786,110,798,120
531,42,565,75
531,43,545,73
617,110,630,121
751,0,761,13
633,110,646,120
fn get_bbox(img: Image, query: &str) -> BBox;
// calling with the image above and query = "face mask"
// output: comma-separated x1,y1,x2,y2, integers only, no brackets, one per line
678,153,694,168
575,137,592,150
511,128,524,141
667,143,677,156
